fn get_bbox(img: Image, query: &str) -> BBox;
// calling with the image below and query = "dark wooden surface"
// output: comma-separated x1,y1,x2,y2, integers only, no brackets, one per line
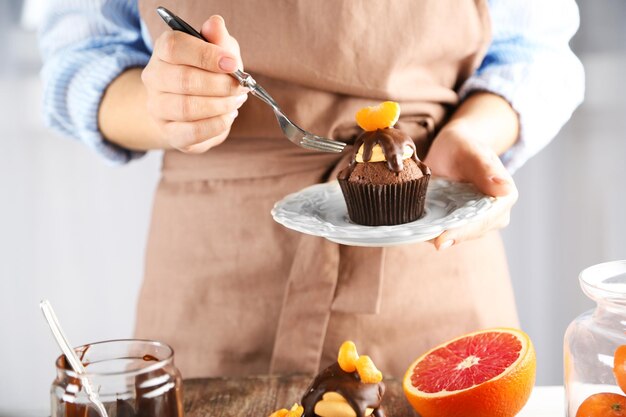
183,375,419,417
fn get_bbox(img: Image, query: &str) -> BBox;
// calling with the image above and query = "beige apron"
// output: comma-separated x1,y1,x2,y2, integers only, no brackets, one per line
136,0,519,379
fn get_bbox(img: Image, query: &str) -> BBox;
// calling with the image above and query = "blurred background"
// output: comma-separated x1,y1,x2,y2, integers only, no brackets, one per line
1,0,625,415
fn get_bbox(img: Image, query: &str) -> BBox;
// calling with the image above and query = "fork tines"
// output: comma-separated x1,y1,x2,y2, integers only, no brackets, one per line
300,135,346,153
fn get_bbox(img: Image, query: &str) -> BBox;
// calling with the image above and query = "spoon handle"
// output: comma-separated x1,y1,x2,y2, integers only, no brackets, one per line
40,300,109,417
40,300,87,373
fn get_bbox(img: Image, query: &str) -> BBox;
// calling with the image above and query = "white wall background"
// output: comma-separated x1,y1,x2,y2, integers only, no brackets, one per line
1,0,625,416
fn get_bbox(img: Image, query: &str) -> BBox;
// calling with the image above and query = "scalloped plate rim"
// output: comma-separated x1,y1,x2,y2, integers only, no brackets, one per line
271,178,496,246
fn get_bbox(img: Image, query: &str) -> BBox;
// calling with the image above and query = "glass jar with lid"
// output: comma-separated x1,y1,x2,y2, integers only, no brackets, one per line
564,260,626,416
51,339,183,417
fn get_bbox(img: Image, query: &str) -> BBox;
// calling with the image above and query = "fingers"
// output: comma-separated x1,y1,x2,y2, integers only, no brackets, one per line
432,187,519,250
142,17,246,155
142,60,245,96
182,132,230,154
202,15,231,48
158,111,239,152
201,15,243,70
154,30,238,73
147,91,248,122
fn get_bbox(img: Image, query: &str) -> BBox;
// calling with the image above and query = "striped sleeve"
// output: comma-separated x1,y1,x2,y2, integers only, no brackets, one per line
460,0,585,173
39,0,151,164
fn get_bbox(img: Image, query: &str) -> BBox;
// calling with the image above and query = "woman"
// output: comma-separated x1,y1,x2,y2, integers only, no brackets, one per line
40,0,584,378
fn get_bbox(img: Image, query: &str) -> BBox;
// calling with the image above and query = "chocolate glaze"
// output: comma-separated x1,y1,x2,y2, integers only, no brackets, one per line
301,363,385,417
337,127,429,180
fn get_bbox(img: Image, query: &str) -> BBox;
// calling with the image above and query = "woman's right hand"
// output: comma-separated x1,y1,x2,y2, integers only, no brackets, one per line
141,15,248,154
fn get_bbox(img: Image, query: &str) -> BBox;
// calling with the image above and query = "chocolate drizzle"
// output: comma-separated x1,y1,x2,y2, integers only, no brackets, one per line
301,363,385,417
337,127,428,180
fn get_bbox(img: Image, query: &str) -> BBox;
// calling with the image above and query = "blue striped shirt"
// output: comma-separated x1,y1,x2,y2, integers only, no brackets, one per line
39,0,584,172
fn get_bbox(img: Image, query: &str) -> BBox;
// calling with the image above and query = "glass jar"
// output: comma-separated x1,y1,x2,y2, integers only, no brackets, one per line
51,339,183,417
564,260,626,416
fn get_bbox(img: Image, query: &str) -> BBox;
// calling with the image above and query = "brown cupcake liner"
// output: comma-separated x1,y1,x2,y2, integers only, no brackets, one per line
338,175,430,226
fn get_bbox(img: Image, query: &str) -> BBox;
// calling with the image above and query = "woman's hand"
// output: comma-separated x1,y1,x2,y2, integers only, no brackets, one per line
424,93,520,250
141,15,248,153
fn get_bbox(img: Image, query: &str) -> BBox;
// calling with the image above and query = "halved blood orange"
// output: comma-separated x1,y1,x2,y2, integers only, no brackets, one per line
403,328,536,417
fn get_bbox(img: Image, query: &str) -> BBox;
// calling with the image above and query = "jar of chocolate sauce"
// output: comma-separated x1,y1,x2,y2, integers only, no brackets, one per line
51,339,183,417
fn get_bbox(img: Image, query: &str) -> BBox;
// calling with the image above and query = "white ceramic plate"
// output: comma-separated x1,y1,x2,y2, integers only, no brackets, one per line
271,178,499,247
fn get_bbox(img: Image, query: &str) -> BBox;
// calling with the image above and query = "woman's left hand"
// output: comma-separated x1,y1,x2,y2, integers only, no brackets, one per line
424,121,519,250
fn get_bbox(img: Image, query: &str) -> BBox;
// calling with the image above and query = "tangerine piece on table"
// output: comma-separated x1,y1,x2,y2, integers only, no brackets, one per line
285,403,304,417
270,403,303,417
355,101,401,131
403,328,536,417
576,393,626,417
268,409,289,417
355,355,383,384
338,340,359,373
614,345,626,394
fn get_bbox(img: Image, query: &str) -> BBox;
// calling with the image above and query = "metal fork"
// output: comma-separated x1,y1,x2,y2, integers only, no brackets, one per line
157,7,346,153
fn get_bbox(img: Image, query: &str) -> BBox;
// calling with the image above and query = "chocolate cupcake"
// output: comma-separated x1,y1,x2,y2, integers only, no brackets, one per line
337,103,430,226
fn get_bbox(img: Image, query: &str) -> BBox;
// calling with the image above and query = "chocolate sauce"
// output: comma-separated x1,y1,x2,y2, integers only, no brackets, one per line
116,399,137,417
337,127,429,180
135,367,183,417
56,348,182,417
58,349,93,417
301,363,385,417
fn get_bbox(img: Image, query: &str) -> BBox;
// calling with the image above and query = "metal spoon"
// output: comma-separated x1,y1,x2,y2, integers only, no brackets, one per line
40,299,109,417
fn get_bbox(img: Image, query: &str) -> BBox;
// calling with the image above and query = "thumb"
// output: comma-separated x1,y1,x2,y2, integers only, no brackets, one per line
431,148,519,250
202,15,232,47
201,15,242,71
462,148,514,198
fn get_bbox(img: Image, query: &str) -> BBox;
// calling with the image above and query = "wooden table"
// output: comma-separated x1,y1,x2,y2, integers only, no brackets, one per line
182,376,565,416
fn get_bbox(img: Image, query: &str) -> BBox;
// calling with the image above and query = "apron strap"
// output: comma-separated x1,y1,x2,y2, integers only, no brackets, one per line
332,246,386,314
269,235,339,374
269,234,385,374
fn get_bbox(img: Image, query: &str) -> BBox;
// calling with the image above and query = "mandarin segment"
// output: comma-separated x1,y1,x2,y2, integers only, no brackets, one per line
355,355,383,384
338,341,359,373
270,403,303,417
285,403,304,417
355,101,401,131
269,409,289,417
